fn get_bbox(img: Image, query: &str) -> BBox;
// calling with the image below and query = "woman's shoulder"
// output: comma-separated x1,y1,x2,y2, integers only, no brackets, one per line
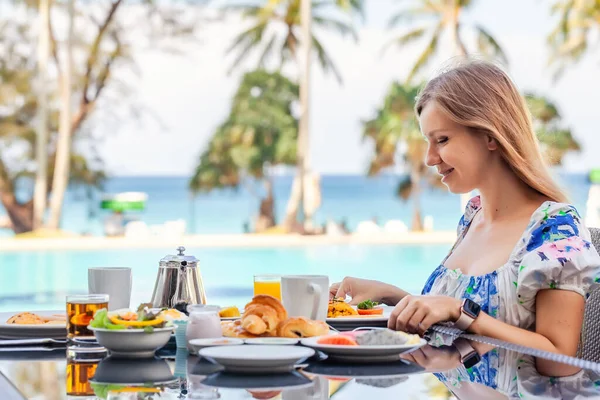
525,201,588,250
457,195,482,233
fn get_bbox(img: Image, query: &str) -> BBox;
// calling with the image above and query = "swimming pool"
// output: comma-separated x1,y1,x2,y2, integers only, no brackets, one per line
0,244,451,312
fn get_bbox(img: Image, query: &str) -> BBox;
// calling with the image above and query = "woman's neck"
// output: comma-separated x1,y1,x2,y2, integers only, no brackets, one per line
477,163,548,223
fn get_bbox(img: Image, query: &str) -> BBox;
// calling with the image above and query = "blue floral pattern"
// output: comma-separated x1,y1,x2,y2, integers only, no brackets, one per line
422,196,600,390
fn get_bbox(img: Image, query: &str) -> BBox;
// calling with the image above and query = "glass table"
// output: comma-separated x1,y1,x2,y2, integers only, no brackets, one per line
0,336,599,400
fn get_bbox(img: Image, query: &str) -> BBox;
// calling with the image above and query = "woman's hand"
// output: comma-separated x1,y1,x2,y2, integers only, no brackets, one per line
329,277,403,305
388,295,462,334
401,345,462,373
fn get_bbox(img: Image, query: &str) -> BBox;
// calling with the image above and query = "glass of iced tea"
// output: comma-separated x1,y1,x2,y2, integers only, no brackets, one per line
253,274,282,301
66,294,109,340
66,347,105,396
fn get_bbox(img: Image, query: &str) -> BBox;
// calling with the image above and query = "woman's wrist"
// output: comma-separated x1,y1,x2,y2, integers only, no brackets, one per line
380,283,409,305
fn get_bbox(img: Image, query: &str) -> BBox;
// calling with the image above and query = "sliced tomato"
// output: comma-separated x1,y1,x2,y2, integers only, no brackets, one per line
357,308,384,316
317,335,358,346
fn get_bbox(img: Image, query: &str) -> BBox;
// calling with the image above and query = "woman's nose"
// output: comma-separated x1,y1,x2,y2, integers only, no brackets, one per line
425,144,441,167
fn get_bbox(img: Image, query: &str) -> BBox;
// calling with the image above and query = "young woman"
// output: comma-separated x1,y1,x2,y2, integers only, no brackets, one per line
331,60,600,376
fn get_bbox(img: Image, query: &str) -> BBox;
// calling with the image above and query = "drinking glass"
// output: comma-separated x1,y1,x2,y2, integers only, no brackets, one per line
66,294,109,341
253,274,282,301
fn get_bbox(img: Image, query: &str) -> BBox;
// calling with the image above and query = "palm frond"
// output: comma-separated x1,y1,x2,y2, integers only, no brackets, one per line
257,33,279,68
405,23,442,84
312,15,358,41
475,25,508,65
387,8,438,29
380,26,427,56
311,34,343,84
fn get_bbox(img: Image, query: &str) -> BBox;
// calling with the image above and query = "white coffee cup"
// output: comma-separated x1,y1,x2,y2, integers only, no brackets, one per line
281,275,329,321
88,267,132,311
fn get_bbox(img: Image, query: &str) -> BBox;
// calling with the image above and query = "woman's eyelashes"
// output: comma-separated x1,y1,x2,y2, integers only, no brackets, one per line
437,137,448,144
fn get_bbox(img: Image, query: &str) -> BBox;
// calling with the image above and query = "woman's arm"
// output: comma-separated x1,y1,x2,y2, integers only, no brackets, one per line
469,289,584,376
329,277,409,305
390,290,585,377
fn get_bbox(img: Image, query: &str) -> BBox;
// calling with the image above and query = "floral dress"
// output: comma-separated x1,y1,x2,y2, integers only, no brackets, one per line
422,196,600,391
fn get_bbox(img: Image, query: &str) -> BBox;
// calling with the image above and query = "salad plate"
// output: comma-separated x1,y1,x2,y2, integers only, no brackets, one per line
88,305,176,358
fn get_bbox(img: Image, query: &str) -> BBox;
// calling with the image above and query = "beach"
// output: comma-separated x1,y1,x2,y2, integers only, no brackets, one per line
0,231,457,252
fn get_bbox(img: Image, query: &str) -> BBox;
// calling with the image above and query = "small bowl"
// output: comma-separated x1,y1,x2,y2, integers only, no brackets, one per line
89,326,175,359
188,338,244,354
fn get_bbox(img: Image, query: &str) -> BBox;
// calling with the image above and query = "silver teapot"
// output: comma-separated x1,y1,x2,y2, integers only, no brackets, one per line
150,246,207,310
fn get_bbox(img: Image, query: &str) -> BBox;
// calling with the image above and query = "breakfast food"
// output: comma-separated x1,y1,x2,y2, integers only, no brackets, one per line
241,295,288,335
221,319,263,339
158,308,188,322
6,312,65,325
317,335,358,346
356,299,384,316
89,304,174,332
221,295,329,339
355,329,421,345
327,298,358,318
318,329,421,346
219,306,241,318
276,317,329,338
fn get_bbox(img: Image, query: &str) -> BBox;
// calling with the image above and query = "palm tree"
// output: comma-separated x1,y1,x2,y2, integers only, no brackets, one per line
363,82,442,231
385,0,507,84
189,70,299,232
224,0,363,82
525,93,581,165
548,0,600,78
224,0,364,232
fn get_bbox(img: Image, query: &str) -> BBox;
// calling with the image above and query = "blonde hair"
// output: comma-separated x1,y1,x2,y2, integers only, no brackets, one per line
415,59,568,203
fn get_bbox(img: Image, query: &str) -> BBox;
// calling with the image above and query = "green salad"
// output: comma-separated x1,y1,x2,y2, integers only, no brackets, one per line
89,303,172,333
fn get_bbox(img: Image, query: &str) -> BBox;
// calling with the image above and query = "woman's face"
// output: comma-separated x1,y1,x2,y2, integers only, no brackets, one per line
419,101,497,194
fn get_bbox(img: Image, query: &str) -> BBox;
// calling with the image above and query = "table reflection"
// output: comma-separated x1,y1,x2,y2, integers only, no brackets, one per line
0,339,599,399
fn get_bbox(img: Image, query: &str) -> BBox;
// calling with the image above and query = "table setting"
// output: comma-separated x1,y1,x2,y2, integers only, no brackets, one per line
0,246,431,398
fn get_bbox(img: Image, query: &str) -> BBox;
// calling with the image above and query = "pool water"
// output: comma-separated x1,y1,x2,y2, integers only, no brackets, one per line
0,244,451,312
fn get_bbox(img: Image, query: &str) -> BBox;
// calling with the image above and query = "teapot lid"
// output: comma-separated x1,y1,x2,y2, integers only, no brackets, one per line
160,246,198,266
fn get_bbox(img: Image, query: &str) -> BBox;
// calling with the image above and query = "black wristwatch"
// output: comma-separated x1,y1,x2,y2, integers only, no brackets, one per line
454,298,481,331
453,338,481,369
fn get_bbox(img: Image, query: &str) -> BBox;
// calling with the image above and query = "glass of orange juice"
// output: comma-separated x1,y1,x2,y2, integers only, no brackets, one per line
253,274,282,301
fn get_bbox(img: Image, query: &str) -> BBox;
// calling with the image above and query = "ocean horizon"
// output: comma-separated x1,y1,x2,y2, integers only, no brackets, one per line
0,172,593,237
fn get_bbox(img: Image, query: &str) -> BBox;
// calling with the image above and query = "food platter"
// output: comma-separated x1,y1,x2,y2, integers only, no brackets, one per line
300,335,426,363
326,305,393,331
0,311,66,339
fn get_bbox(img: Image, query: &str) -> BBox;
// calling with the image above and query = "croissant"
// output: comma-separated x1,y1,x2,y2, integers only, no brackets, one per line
241,295,288,335
221,320,261,339
276,317,330,338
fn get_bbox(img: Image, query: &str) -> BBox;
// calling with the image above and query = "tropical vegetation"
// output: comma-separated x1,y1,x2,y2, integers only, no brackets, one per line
0,0,202,233
189,70,299,232
385,0,508,84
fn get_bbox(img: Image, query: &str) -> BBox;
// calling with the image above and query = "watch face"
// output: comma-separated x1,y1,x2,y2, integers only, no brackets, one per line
463,299,481,319
463,352,481,369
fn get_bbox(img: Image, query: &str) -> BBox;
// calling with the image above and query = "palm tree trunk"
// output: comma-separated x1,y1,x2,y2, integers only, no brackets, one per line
33,0,51,230
48,0,75,230
411,169,424,231
284,0,313,233
450,3,467,57
1,192,34,234
256,178,276,233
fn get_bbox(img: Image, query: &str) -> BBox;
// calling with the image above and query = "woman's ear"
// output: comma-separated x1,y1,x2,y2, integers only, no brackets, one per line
487,135,498,151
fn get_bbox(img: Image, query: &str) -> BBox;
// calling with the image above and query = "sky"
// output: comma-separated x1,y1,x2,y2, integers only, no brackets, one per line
93,0,600,176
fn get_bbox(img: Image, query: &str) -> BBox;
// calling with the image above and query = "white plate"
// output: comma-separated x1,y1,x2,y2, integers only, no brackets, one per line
199,345,315,374
0,310,66,339
300,336,427,363
244,337,299,345
189,338,244,354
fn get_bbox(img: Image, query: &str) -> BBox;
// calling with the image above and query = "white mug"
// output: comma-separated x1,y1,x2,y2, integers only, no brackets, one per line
281,275,329,321
88,267,132,311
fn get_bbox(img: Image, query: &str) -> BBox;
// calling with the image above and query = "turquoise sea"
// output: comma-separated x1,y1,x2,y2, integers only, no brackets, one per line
0,173,592,312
